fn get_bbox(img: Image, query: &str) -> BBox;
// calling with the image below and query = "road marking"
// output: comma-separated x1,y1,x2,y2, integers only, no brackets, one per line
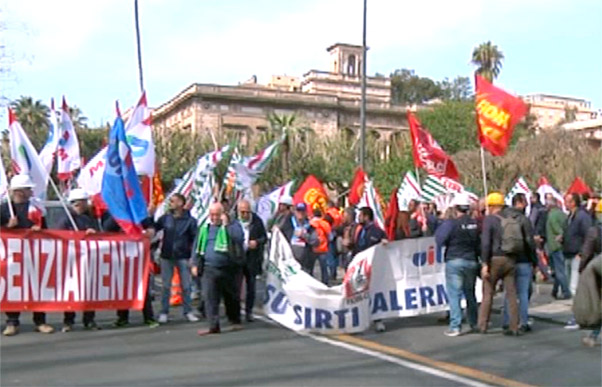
254,315,528,387
332,334,534,387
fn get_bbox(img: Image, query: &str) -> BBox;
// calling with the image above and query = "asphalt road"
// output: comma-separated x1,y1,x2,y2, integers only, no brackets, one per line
1,289,601,386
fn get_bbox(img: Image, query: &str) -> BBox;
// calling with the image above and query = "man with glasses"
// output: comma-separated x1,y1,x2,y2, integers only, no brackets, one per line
236,200,267,322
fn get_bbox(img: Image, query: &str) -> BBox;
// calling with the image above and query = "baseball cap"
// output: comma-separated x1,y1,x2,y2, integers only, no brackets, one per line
295,203,307,211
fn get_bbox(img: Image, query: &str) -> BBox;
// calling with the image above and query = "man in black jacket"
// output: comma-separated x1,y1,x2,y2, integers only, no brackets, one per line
155,193,199,324
1,175,54,336
237,199,267,322
59,188,101,332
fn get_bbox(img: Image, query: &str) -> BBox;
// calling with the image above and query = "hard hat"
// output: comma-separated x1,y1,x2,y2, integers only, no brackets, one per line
68,188,89,202
9,174,35,190
596,199,602,213
279,195,293,206
452,192,471,207
486,192,505,207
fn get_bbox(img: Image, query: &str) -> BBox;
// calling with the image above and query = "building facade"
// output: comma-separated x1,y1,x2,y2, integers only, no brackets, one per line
152,43,407,153
522,93,595,130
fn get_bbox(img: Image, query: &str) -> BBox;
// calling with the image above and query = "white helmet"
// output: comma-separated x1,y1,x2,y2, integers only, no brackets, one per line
452,192,471,207
279,195,293,206
9,174,35,190
68,188,89,202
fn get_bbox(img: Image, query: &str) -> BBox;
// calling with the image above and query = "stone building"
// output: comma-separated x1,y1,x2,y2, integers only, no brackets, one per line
522,93,595,130
152,43,408,155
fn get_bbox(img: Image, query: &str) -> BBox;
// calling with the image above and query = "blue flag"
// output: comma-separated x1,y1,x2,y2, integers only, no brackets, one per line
101,115,148,234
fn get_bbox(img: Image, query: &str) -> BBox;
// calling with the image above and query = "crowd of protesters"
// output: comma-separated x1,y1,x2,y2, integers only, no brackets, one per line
1,174,600,347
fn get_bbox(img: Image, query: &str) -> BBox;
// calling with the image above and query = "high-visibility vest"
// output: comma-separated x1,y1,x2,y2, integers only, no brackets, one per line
310,217,331,254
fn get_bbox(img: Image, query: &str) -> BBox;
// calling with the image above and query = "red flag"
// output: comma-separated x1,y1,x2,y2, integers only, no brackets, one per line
566,177,593,196
348,167,366,205
407,111,460,180
475,75,528,156
293,175,329,212
383,188,399,240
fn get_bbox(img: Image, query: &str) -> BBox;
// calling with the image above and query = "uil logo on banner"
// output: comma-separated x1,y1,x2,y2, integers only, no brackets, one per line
412,245,444,267
343,255,372,298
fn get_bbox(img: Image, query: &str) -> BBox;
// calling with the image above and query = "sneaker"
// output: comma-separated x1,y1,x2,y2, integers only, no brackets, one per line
582,336,600,347
230,323,244,331
519,325,532,333
2,325,19,336
374,321,386,333
35,324,55,334
61,324,73,333
198,327,220,336
158,314,169,324
444,329,461,337
84,322,101,330
564,319,579,330
185,313,199,322
112,319,129,328
503,330,522,337
144,319,160,328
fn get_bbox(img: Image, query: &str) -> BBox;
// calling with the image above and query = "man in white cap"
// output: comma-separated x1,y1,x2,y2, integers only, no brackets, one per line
58,188,100,332
268,195,293,232
0,175,54,336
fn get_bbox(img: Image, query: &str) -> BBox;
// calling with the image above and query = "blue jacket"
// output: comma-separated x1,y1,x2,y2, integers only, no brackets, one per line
155,210,197,260
563,208,593,256
353,221,386,256
435,214,480,261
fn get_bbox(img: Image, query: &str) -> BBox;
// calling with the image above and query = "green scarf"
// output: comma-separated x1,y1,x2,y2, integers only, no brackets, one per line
196,223,229,255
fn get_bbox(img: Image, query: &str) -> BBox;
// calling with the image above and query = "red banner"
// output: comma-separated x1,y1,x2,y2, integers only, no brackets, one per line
0,229,151,312
475,75,528,156
408,111,459,180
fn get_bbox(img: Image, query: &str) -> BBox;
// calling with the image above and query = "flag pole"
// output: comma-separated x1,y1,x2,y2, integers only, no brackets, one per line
48,175,79,231
414,167,421,187
480,146,489,209
134,0,144,93
6,192,15,218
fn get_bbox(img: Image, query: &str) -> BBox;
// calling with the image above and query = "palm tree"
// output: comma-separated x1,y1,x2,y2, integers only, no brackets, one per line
10,96,50,149
68,105,89,130
471,41,505,82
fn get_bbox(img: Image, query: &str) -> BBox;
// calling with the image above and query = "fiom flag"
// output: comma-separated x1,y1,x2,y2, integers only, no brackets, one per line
566,177,592,196
293,175,328,213
475,75,528,156
8,108,49,199
408,111,459,180
348,167,366,206
125,92,155,176
38,99,61,174
101,113,148,235
57,97,81,180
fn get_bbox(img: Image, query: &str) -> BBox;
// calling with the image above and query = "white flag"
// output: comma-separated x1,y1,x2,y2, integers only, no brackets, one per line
357,178,385,230
38,99,61,174
255,181,294,227
505,176,532,215
8,108,49,199
125,92,155,176
397,171,422,211
77,146,107,197
57,97,81,180
189,145,230,224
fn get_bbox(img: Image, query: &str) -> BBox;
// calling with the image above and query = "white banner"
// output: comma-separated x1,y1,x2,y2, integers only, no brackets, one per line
265,229,481,334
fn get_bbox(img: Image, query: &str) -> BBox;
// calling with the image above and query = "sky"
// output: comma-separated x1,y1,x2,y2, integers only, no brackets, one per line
1,0,601,127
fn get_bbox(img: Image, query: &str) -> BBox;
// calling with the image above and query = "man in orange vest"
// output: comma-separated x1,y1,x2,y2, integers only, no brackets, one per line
310,208,332,285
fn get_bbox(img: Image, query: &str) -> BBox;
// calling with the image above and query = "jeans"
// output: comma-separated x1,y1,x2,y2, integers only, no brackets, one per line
504,263,532,327
550,251,571,297
565,255,581,296
317,253,329,285
161,258,193,315
445,258,478,331
326,241,338,280
5,312,46,327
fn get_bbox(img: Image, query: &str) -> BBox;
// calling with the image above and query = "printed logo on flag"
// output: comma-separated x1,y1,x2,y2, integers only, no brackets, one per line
304,188,327,211
412,246,444,267
343,256,372,298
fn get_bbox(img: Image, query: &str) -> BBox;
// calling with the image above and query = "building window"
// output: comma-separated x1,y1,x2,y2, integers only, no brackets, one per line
347,54,356,76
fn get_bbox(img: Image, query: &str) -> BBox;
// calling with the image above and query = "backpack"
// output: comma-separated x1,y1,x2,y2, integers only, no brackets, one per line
497,213,525,255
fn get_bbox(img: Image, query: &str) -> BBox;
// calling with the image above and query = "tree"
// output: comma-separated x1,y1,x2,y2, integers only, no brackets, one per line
68,106,89,130
390,69,443,105
439,76,473,101
471,41,504,82
10,96,49,150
